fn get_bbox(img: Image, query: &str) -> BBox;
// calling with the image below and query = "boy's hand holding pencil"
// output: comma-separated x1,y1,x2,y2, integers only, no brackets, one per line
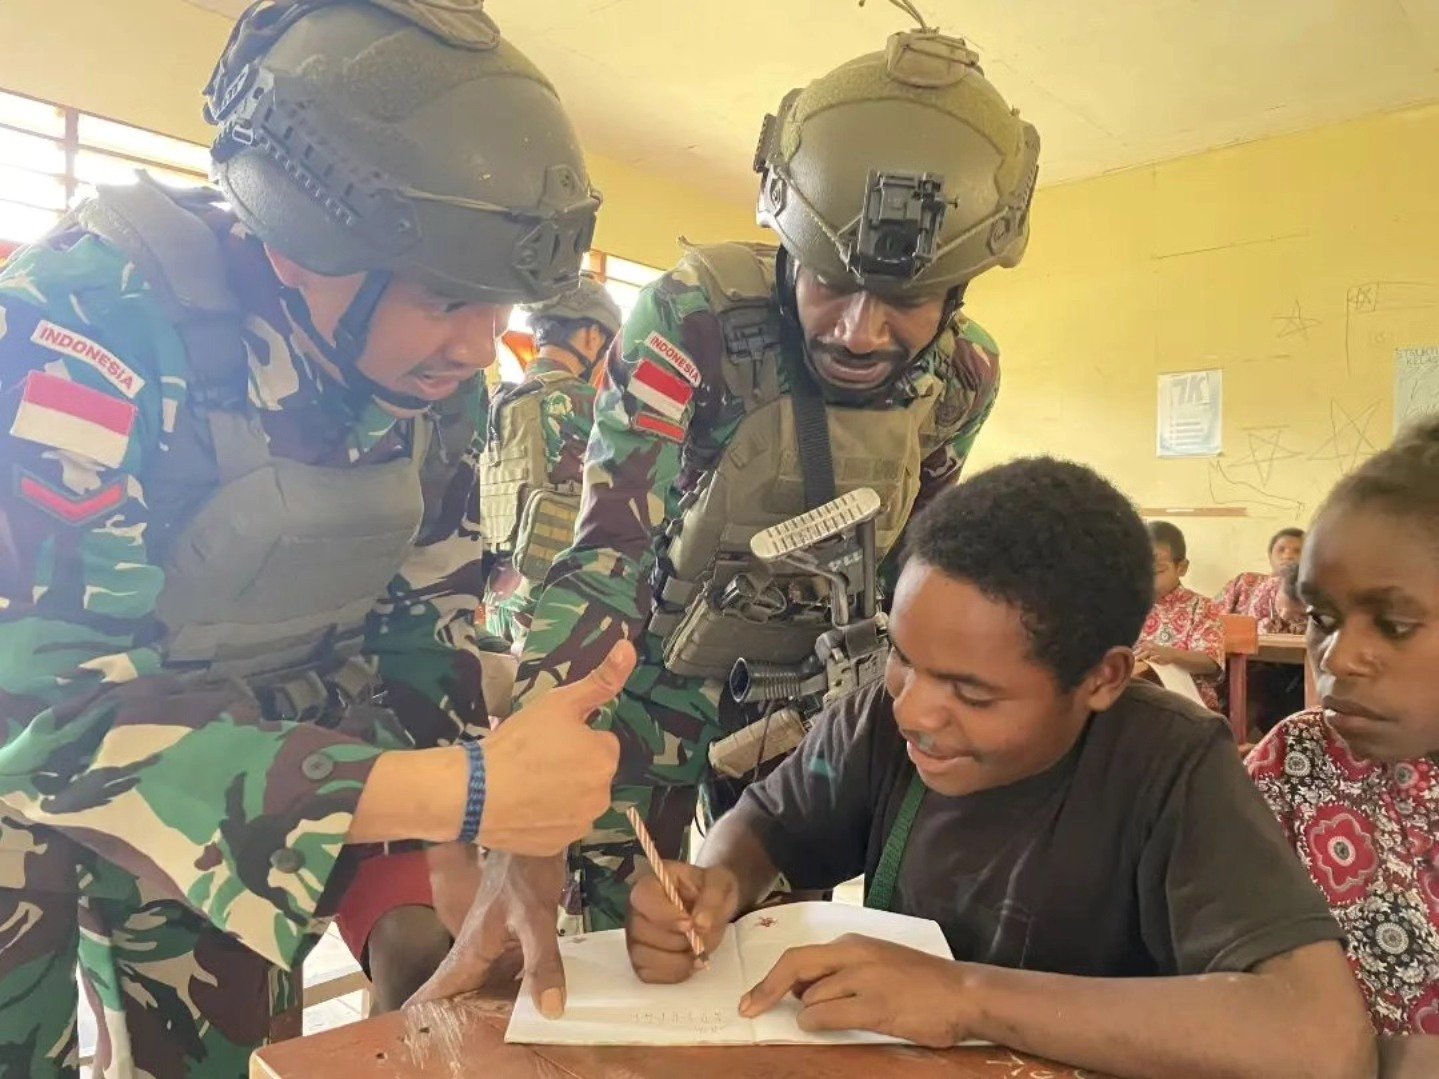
624,807,741,984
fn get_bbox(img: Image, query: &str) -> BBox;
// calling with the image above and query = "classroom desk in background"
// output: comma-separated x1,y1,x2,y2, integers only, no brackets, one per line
1256,633,1318,709
250,994,1113,1079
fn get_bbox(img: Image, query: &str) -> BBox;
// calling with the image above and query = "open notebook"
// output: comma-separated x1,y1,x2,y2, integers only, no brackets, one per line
1137,660,1206,706
507,900,969,1047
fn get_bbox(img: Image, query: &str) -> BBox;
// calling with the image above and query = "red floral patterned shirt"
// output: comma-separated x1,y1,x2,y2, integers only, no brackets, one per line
1247,711,1439,1034
1220,571,1306,635
1253,574,1307,635
1140,585,1226,710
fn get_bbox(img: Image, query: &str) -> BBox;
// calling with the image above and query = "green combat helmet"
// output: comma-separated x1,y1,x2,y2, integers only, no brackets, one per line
754,4,1040,299
525,276,623,342
202,0,600,408
523,276,622,377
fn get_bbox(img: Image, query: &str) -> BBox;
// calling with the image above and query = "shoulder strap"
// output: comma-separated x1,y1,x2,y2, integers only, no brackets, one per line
866,771,927,912
74,174,247,407
678,241,784,368
679,241,776,309
683,242,835,506
785,333,838,510
530,367,579,389
487,367,575,442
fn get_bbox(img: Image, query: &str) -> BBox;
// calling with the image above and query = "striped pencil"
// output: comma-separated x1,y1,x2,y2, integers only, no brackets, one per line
624,805,708,968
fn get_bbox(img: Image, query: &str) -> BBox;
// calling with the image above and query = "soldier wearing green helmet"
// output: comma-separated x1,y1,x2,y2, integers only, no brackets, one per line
0,1,637,1072
481,278,622,649
503,18,1041,934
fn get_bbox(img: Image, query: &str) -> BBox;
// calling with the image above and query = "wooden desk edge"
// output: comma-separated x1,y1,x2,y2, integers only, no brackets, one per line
251,994,1109,1078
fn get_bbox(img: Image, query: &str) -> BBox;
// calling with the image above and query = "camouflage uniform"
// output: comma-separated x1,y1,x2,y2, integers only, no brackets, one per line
0,201,492,1077
482,357,596,645
512,246,1002,929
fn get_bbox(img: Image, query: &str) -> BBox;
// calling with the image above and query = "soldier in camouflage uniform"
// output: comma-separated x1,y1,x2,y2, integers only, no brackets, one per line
482,279,621,649
511,24,1042,931
0,2,632,1076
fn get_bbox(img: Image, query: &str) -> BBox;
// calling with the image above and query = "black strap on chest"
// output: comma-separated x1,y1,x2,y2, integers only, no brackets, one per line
780,316,837,510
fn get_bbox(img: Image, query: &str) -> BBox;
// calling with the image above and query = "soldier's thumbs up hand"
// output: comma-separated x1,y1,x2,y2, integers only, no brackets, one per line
478,639,632,856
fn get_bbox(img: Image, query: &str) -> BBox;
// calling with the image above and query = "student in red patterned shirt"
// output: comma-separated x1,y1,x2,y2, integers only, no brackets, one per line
1247,417,1439,1076
1219,526,1306,619
1136,521,1226,710
1260,562,1309,636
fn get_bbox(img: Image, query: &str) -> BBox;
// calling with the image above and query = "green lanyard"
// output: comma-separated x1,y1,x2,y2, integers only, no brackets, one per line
865,772,926,911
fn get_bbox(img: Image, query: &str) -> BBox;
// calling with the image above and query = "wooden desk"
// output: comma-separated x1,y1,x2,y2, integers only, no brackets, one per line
1256,633,1305,664
1256,634,1318,709
251,995,1109,1079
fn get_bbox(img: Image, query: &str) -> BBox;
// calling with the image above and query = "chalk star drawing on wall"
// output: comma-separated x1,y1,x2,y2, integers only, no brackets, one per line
1228,427,1303,485
1208,459,1306,518
1308,400,1379,472
1274,299,1321,340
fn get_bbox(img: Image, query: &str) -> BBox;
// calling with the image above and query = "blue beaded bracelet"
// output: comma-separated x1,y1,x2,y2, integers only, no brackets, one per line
457,740,486,844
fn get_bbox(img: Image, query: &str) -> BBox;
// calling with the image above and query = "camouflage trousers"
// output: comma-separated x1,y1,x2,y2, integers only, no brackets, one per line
565,783,700,932
563,647,734,932
0,812,305,1079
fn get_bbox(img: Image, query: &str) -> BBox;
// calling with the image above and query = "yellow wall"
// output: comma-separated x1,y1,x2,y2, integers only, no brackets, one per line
0,0,765,269
966,102,1439,594
10,0,1438,594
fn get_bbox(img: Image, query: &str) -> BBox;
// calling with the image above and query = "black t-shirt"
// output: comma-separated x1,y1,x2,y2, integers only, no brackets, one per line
740,680,1341,976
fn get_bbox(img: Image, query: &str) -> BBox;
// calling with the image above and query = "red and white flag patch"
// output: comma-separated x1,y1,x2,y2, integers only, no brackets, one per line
31,320,146,398
634,411,686,444
9,371,137,470
644,331,701,388
15,469,127,526
628,360,693,422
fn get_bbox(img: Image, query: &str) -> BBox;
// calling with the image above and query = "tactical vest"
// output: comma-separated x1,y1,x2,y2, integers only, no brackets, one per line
69,177,473,712
649,243,970,682
479,367,582,582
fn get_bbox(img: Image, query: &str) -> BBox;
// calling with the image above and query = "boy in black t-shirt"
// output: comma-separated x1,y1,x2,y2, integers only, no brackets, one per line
625,458,1374,1078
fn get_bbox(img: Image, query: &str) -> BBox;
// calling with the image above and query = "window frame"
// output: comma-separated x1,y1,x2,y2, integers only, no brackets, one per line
0,87,210,256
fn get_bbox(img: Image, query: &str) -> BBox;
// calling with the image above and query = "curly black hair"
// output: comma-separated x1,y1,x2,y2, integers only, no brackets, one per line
1320,416,1439,535
1268,526,1305,553
1147,520,1187,564
905,457,1154,690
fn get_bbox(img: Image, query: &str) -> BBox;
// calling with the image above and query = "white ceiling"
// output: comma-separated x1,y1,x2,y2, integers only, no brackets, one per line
184,0,1439,202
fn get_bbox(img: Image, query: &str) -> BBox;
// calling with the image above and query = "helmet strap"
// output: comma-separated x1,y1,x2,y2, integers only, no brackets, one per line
548,338,601,379
537,320,609,380
280,268,434,413
778,247,963,406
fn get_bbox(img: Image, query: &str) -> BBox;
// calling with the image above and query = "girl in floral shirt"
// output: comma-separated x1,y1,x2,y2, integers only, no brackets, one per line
1218,526,1306,620
1258,562,1309,635
1247,418,1439,1075
1137,521,1226,710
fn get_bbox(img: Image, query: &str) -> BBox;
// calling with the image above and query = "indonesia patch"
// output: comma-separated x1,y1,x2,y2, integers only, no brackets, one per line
15,468,126,525
634,411,686,443
9,371,136,469
644,331,700,387
30,319,146,398
628,359,693,422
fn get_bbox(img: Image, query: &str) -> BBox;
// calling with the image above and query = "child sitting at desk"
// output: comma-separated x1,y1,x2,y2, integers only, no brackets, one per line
1247,418,1439,1076
1136,521,1226,710
626,458,1372,1079
1219,526,1306,617
1259,562,1307,635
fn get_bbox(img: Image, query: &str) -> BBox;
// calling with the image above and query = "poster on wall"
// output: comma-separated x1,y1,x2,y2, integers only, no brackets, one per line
1157,369,1223,458
1395,347,1439,434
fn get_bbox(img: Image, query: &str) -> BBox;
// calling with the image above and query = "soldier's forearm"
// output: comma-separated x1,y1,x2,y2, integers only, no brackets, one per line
348,746,469,843
695,802,782,916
